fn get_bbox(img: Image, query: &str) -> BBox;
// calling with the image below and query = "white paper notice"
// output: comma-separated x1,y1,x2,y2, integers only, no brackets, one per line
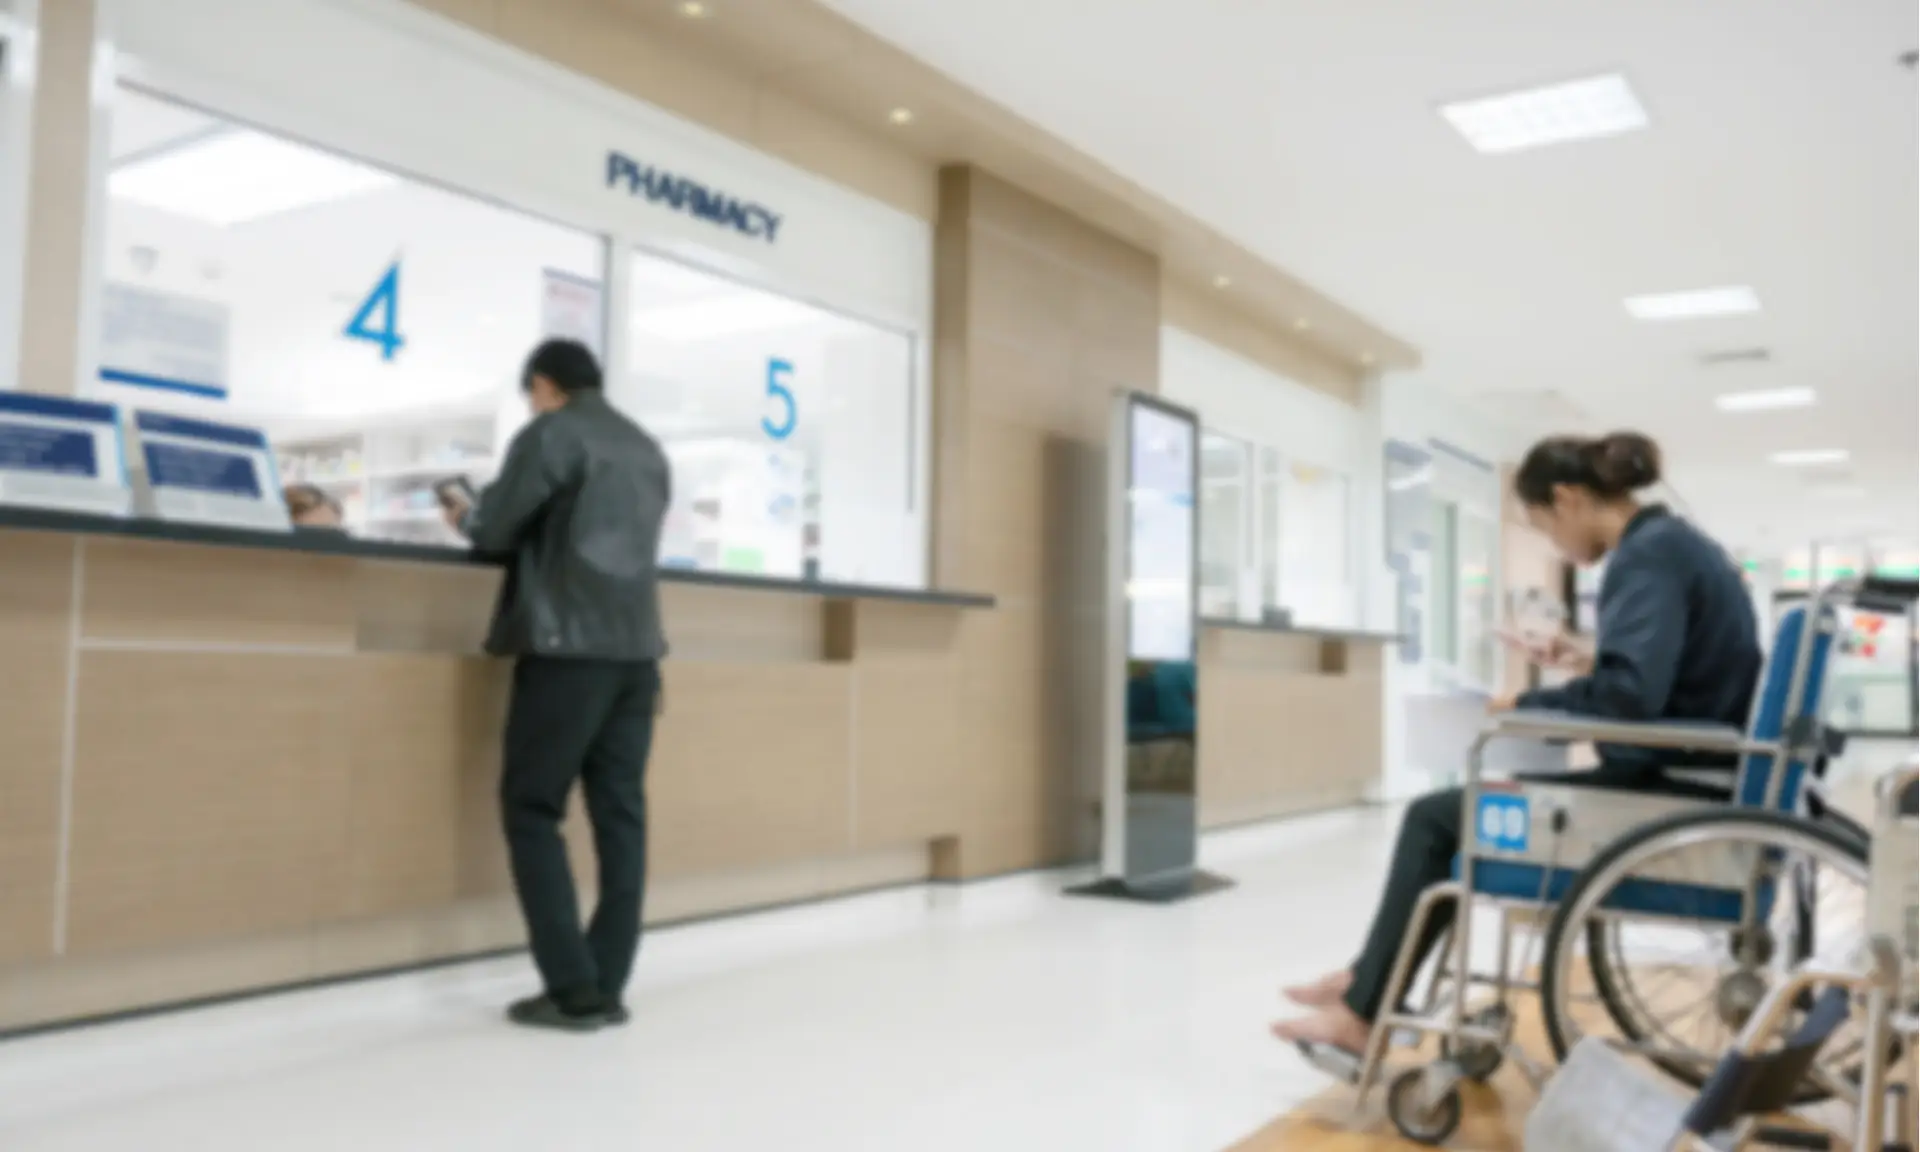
99,283,231,399
540,269,604,356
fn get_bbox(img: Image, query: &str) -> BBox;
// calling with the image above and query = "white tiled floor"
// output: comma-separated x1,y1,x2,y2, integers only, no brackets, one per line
0,806,1401,1152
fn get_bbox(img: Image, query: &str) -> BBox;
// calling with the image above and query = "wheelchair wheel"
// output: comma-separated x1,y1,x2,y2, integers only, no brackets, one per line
1385,1066,1463,1146
1540,808,1873,1103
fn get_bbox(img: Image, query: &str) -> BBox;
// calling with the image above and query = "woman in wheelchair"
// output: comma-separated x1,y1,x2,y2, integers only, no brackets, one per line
1272,430,1764,1056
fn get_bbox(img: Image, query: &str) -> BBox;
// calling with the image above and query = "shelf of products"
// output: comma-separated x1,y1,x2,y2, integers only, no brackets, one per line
276,411,497,545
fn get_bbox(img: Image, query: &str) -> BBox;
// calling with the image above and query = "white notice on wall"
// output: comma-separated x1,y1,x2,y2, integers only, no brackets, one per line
540,269,604,356
98,283,231,400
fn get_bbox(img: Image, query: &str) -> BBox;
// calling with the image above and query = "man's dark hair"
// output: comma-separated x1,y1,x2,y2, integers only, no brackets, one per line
521,339,603,394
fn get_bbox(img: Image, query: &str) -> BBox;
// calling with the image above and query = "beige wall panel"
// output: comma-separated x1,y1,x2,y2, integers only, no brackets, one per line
354,561,499,654
64,652,355,955
968,171,1159,294
80,540,355,648
0,931,320,1032
0,532,74,963
748,93,936,220
1162,283,1365,403
647,662,853,877
959,415,1048,603
404,0,499,30
474,0,935,219
966,230,1080,354
496,0,760,144
850,659,960,847
647,845,927,924
1072,285,1162,398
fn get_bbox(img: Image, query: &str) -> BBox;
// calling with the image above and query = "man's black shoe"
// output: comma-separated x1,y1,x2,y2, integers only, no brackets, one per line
604,1002,631,1026
506,994,606,1033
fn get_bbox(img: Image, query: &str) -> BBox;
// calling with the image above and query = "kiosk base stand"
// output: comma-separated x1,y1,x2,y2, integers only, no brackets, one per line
1065,870,1234,905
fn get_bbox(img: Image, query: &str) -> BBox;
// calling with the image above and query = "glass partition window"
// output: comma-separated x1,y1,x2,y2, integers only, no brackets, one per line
622,252,917,586
1275,459,1355,627
1455,509,1497,687
97,87,604,544
1815,602,1917,737
1429,500,1459,665
1199,431,1251,619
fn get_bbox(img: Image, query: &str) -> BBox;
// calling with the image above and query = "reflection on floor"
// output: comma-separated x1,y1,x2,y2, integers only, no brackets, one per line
0,806,1410,1152
0,770,1893,1152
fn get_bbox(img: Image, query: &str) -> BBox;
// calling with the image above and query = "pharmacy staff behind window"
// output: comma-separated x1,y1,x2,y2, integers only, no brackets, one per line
440,338,673,1034
283,484,344,530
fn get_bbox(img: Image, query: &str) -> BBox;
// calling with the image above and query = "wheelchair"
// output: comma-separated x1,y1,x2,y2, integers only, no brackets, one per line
1300,574,1914,1145
1525,759,1917,1151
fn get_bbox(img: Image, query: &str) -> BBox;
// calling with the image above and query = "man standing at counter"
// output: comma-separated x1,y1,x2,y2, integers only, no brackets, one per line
443,338,671,1032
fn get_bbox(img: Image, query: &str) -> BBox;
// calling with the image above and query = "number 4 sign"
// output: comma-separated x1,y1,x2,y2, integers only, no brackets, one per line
344,260,406,361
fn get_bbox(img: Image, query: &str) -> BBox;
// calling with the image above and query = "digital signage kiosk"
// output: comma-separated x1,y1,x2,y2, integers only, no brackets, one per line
1069,392,1231,903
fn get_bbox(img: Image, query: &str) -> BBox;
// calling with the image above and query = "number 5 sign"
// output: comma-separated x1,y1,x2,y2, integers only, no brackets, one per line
762,358,796,440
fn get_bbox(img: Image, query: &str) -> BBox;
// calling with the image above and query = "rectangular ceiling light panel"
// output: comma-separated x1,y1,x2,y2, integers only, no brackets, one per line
1715,387,1816,412
1440,73,1649,154
1769,448,1850,467
1623,286,1762,321
110,130,398,226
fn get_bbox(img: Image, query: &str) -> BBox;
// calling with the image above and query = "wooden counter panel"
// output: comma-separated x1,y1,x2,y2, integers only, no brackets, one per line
64,650,355,955
0,532,74,962
1199,669,1377,826
1202,627,1325,673
648,662,855,877
354,561,499,654
343,656,509,918
80,539,356,648
660,582,825,663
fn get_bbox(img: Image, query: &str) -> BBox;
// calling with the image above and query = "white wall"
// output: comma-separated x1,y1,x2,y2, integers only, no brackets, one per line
1161,326,1376,626
0,0,35,390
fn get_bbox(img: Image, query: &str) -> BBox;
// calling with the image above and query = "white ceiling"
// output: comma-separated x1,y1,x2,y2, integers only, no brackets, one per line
818,0,1918,554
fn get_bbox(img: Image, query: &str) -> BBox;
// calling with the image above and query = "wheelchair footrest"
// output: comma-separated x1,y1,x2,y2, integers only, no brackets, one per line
1296,1041,1362,1085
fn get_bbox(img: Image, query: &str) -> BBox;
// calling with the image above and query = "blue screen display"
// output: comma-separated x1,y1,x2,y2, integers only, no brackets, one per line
0,422,100,478
143,441,262,499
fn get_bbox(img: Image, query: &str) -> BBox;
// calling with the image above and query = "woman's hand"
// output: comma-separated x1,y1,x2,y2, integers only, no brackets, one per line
1541,634,1595,675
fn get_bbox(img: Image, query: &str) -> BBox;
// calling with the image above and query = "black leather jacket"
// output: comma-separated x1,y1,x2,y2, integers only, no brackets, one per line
464,391,670,661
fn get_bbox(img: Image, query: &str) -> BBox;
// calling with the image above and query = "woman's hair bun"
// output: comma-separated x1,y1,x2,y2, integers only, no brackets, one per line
1583,431,1661,495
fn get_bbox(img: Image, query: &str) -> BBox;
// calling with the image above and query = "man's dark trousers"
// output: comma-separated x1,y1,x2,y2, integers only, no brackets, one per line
501,656,660,1008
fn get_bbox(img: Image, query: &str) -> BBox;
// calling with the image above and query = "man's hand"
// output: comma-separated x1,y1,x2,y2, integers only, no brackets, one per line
440,496,471,535
1487,693,1518,715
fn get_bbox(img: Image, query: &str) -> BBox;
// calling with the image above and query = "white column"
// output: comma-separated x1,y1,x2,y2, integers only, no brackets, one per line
16,0,109,397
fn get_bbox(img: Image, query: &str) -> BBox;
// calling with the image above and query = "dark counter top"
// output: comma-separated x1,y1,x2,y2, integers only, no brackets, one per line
1202,616,1402,644
0,505,996,610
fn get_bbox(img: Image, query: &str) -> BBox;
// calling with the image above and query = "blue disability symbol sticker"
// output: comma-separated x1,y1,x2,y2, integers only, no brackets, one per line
1475,793,1531,854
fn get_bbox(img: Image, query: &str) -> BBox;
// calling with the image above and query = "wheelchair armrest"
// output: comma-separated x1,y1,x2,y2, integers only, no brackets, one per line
1480,710,1753,753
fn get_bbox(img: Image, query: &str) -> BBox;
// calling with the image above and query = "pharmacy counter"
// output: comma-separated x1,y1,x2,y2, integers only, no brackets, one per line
0,511,991,1031
1195,618,1398,828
